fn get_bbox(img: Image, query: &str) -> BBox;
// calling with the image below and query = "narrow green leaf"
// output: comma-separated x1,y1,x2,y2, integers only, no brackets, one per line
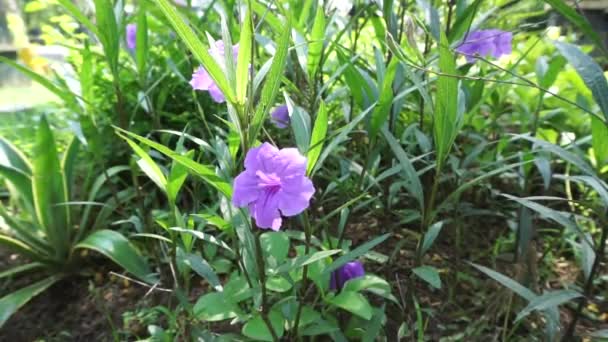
544,0,606,54
75,229,156,284
0,165,33,211
324,233,390,275
0,137,31,175
236,8,253,104
136,2,149,74
274,249,341,275
382,128,424,210
554,41,608,121
32,117,69,258
120,134,167,192
154,0,235,103
61,137,80,199
307,4,325,78
0,275,61,327
420,221,443,256
0,262,43,280
434,32,459,168
93,0,120,73
515,290,582,322
0,56,75,107
115,127,232,197
184,253,222,291
56,0,100,37
448,0,482,42
369,59,398,139
249,18,291,146
307,101,328,175
592,116,608,166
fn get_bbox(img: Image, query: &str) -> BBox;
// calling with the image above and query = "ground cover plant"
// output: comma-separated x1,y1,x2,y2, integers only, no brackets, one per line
1,0,608,340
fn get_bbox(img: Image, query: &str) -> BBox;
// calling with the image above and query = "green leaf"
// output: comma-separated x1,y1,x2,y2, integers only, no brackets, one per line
32,116,69,258
307,100,328,175
286,95,312,154
502,194,594,249
61,137,80,199
0,56,75,108
382,128,424,210
369,59,398,139
544,0,606,54
328,290,373,320
470,263,535,300
261,231,290,265
184,253,222,291
515,290,582,322
236,8,253,104
434,32,459,168
121,134,167,192
307,4,325,78
412,266,441,289
448,0,482,42
313,104,375,175
56,0,100,38
171,228,234,255
0,263,43,280
167,151,193,205
115,127,232,197
0,234,43,261
420,221,443,256
249,17,291,146
0,137,31,175
194,292,239,321
75,229,156,284
0,165,33,212
154,0,235,103
0,275,61,328
324,233,390,275
274,249,340,275
242,310,284,341
592,116,608,167
554,41,608,121
136,2,149,74
93,0,120,73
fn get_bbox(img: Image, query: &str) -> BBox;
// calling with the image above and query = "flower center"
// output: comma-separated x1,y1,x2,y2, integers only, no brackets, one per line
256,170,282,192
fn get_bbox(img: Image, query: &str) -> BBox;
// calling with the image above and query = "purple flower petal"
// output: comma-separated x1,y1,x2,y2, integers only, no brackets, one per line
190,40,239,103
271,105,290,128
456,29,512,64
330,261,365,290
126,24,137,50
232,142,315,230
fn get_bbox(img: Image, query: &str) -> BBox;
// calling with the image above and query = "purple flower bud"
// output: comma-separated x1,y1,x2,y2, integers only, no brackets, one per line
455,29,512,63
271,105,290,128
126,24,137,50
330,261,365,290
190,40,239,103
232,143,315,230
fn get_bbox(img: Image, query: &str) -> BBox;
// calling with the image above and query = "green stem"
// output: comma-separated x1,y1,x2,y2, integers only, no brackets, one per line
292,212,313,339
255,230,279,342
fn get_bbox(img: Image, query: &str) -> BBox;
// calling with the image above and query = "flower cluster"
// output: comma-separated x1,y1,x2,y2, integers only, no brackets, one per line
456,29,512,63
232,143,315,230
190,41,239,103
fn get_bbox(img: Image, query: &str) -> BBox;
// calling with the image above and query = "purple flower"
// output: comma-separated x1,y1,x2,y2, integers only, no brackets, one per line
126,24,137,50
232,143,315,231
271,105,290,128
455,29,512,63
190,40,239,103
330,261,365,290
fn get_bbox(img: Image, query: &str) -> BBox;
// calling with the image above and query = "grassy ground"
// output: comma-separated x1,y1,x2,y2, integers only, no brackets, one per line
0,82,58,112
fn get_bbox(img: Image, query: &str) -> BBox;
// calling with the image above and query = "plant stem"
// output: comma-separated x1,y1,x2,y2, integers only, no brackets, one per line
561,216,608,341
255,230,279,342
292,212,313,339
